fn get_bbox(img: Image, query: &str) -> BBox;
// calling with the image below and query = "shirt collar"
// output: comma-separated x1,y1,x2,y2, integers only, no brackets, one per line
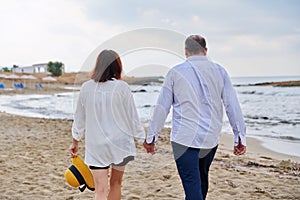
187,55,208,62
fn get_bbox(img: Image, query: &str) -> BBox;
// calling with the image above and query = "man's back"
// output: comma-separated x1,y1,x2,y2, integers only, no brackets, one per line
166,55,225,148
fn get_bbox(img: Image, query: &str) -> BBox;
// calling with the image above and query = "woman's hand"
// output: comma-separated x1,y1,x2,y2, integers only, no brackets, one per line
69,139,79,158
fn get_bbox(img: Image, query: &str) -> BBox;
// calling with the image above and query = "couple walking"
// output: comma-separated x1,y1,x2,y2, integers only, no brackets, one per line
69,35,246,200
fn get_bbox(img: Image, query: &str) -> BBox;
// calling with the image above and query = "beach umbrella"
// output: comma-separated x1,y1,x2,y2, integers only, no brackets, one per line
0,74,7,87
0,74,7,79
20,75,29,79
19,75,29,87
20,75,37,88
0,74,7,78
42,76,57,82
20,75,37,80
5,74,20,86
42,76,57,88
6,74,20,79
26,75,37,88
27,75,37,80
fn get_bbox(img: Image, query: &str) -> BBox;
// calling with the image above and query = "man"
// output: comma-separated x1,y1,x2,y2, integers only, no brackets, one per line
144,35,246,200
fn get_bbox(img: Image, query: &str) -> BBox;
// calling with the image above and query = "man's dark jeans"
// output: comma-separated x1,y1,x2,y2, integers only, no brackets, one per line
172,142,218,200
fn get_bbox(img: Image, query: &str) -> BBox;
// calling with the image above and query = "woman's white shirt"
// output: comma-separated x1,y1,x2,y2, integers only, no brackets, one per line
72,79,145,167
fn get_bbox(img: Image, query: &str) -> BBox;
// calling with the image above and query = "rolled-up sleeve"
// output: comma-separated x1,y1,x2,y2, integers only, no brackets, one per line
221,70,247,146
72,88,86,141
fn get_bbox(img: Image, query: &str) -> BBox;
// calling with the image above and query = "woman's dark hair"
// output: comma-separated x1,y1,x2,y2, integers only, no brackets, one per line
90,50,122,82
185,35,206,54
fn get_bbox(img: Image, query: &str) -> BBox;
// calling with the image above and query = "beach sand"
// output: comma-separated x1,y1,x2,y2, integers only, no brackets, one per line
0,112,299,200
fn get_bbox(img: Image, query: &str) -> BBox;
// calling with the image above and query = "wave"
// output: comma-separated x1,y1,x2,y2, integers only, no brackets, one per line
238,90,284,96
244,115,300,126
239,91,264,95
132,89,147,93
254,134,300,142
238,90,300,97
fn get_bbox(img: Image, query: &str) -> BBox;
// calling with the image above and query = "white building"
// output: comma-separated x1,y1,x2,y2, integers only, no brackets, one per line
12,63,48,73
11,63,65,74
33,63,49,73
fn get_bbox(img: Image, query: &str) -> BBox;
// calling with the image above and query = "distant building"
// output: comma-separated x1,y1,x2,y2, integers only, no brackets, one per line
11,63,65,74
33,63,49,73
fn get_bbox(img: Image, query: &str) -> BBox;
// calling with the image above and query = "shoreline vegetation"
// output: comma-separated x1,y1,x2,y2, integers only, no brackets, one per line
0,112,299,199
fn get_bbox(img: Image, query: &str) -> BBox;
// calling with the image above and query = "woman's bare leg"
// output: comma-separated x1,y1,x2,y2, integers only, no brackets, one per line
108,165,125,200
91,169,109,200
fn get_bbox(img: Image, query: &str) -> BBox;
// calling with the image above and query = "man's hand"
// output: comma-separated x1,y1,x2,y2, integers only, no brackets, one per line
69,139,79,158
143,137,156,154
233,137,246,155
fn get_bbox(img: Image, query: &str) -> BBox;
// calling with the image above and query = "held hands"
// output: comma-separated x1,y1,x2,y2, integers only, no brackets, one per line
143,137,156,154
233,137,246,156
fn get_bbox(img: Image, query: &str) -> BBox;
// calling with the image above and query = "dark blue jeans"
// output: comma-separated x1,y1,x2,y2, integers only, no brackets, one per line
172,142,218,200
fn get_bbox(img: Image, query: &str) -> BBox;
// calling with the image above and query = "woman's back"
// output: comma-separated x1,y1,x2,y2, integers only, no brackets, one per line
73,79,144,167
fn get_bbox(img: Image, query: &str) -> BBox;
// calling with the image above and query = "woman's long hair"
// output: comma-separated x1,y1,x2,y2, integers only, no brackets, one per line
90,50,122,82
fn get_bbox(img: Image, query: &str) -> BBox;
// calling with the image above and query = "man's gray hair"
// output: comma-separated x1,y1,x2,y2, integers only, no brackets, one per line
185,35,206,54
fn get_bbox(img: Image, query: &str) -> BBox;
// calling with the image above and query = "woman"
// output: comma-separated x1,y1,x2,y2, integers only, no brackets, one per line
69,50,145,200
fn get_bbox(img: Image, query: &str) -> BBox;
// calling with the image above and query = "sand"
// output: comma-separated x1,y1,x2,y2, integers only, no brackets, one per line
0,112,299,200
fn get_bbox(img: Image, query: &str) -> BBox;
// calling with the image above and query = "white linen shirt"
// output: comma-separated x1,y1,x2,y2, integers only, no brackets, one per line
147,56,246,148
72,79,145,167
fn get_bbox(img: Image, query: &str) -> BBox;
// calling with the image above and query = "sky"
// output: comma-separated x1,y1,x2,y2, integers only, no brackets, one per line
0,0,299,77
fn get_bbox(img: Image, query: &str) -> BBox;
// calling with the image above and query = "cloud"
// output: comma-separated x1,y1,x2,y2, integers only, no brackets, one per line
161,18,177,26
80,28,186,73
0,0,299,76
0,0,125,69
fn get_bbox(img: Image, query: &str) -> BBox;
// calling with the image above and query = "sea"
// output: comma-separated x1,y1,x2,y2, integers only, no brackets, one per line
0,76,299,157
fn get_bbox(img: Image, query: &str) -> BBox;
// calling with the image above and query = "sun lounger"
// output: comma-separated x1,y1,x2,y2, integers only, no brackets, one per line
35,83,43,89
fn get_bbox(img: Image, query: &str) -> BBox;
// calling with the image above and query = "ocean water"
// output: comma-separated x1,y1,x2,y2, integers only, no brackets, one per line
0,76,299,157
